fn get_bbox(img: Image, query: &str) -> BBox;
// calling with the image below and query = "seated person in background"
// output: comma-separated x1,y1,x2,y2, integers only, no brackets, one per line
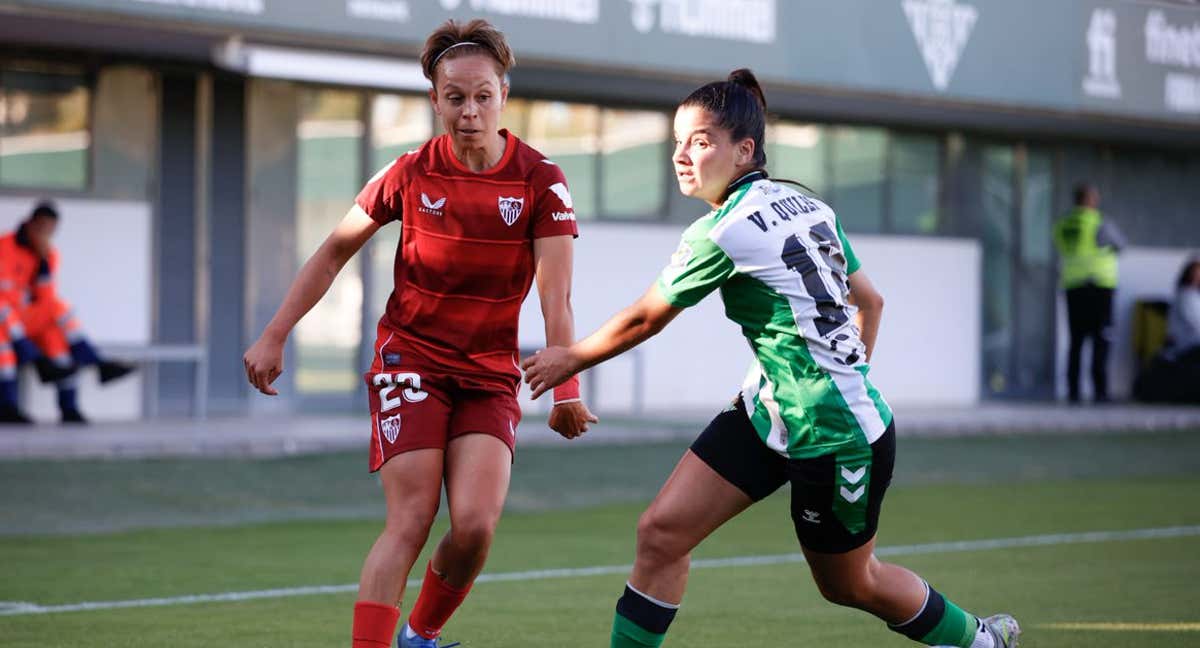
1133,256,1200,404
0,302,77,423
1166,257,1200,356
0,202,135,424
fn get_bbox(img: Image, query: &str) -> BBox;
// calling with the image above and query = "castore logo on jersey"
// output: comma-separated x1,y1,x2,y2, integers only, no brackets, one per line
420,192,446,217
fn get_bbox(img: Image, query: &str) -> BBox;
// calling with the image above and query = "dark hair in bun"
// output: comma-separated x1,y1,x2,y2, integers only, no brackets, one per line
679,68,768,169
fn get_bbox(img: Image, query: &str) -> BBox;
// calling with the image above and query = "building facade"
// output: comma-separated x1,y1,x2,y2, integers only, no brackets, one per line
1,0,1198,418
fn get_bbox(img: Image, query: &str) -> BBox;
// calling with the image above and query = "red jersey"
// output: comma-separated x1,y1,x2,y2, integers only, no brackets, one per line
355,130,579,390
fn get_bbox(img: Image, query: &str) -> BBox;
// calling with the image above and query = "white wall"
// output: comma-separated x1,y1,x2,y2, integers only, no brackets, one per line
854,236,981,407
0,197,152,421
518,223,981,414
1055,246,1198,401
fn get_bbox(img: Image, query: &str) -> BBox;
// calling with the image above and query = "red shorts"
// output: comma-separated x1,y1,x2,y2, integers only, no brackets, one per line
365,332,521,472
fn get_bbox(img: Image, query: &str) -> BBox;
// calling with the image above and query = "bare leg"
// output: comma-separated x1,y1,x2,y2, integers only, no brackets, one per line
630,450,755,604
429,433,512,587
802,538,928,624
357,448,444,605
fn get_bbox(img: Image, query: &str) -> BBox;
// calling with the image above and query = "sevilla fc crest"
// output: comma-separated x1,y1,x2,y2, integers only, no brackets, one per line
498,196,524,226
379,413,401,444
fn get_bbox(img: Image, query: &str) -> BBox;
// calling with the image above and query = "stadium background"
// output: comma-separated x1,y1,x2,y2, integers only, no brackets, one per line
2,3,1200,647
1,0,1198,420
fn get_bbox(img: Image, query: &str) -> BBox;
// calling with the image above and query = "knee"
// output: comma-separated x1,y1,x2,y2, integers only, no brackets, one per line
384,508,438,550
450,514,499,554
635,509,689,565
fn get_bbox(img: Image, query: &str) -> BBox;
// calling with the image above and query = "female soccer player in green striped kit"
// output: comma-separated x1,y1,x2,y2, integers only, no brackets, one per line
522,69,1020,648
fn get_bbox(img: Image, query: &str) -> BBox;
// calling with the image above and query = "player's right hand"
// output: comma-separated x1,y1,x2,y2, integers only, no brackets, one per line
243,336,285,396
549,400,599,440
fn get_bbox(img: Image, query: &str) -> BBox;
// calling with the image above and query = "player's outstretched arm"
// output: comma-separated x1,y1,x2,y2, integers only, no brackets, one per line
522,284,681,400
847,270,884,363
532,234,598,438
244,205,380,395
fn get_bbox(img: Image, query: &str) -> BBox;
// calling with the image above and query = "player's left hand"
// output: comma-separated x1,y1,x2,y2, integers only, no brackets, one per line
521,346,580,400
548,400,599,439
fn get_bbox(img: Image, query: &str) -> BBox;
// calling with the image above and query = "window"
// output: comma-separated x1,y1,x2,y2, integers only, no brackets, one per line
0,65,90,190
890,133,941,235
1013,147,1057,397
767,122,827,196
520,101,600,219
766,124,944,236
294,88,364,394
498,96,531,137
370,93,432,172
600,108,668,218
979,144,1016,397
830,126,887,233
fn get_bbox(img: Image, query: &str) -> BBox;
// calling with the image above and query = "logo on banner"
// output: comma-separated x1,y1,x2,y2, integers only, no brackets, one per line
1146,10,1200,70
346,0,410,23
439,0,598,24
133,0,264,14
498,196,525,226
629,0,776,44
1145,10,1200,115
903,0,979,91
1083,8,1122,99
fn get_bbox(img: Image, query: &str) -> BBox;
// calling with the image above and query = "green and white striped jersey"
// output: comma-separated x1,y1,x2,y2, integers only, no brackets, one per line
657,175,893,459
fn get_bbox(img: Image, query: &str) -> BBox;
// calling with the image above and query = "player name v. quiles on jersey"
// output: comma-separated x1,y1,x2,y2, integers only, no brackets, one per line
355,129,579,391
657,176,893,459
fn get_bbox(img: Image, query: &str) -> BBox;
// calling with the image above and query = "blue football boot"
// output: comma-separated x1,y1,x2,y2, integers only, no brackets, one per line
397,623,460,648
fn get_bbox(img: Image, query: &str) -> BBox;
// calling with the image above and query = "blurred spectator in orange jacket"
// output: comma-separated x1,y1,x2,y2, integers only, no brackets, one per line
0,201,134,424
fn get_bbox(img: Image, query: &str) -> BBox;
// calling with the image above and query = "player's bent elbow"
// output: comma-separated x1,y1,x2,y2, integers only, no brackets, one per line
856,289,884,314
868,291,884,313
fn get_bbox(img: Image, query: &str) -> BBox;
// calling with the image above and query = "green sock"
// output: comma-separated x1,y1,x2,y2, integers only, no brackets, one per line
610,584,677,648
611,613,667,648
889,582,982,647
919,598,979,647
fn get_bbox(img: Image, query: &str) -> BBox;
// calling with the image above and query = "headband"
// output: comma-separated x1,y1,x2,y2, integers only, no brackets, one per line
430,41,482,72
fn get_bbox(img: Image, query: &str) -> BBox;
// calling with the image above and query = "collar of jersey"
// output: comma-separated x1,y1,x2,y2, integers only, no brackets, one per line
442,129,518,176
722,169,767,200
711,170,767,216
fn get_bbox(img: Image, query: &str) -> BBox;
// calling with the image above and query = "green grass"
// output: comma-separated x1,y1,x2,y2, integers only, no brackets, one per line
1,432,1199,646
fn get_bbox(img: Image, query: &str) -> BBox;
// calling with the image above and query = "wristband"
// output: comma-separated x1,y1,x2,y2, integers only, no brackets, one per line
553,375,580,405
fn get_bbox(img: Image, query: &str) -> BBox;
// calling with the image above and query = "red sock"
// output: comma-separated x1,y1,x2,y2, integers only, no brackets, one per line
352,600,400,648
407,561,472,639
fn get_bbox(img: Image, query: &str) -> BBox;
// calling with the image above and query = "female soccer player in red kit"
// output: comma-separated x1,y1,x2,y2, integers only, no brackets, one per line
244,19,596,648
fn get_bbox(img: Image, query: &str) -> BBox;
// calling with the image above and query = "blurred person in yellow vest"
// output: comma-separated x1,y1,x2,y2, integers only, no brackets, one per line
1053,184,1126,403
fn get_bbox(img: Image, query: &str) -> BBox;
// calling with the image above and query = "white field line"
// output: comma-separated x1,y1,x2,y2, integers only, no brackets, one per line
2,525,1198,618
1040,622,1200,632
